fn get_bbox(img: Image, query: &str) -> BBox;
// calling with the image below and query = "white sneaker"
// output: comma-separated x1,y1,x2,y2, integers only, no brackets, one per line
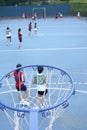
20,99,29,106
34,106,39,109
20,99,24,105
23,100,30,106
41,105,44,108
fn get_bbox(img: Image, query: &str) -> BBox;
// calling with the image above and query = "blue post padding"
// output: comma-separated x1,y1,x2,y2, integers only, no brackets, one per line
29,111,38,130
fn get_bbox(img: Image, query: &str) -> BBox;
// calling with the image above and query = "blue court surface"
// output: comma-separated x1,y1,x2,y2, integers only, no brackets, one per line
0,17,87,130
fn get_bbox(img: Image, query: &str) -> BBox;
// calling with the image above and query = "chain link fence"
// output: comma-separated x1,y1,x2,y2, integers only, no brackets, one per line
70,3,87,16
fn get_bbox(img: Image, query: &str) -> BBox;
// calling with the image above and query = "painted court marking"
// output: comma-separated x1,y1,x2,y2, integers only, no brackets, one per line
0,47,87,53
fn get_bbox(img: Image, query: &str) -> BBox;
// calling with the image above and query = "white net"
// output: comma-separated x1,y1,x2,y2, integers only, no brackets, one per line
32,7,46,18
0,65,74,130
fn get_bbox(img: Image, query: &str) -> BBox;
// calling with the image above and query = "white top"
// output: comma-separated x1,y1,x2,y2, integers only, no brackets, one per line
36,73,46,91
6,29,11,37
77,12,80,17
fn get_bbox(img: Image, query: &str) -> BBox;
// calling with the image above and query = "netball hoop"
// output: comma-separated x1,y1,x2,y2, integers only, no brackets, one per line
0,65,75,130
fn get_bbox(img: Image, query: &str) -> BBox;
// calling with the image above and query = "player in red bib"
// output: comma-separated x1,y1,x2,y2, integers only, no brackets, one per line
18,28,22,48
10,64,29,105
28,22,32,35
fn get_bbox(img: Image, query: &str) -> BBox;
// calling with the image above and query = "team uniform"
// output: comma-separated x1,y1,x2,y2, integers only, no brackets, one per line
18,31,22,43
32,66,48,108
14,70,27,91
6,27,11,45
28,22,32,35
6,30,11,39
34,73,46,96
34,23,37,34
14,70,29,106
18,28,22,48
10,64,29,106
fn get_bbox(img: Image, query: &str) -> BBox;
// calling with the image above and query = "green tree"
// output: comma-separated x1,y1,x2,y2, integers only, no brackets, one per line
0,0,6,5
0,0,23,6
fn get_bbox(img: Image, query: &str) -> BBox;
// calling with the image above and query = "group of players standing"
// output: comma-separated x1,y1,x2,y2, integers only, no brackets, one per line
6,18,38,48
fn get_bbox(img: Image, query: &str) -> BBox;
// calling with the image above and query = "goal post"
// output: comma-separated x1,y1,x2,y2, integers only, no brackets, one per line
32,7,46,18
0,65,75,130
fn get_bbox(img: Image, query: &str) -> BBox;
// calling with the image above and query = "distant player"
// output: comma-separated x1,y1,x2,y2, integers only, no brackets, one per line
28,22,32,35
55,13,59,19
58,12,63,18
42,12,46,19
32,13,37,20
77,12,80,19
18,28,22,48
34,22,38,34
6,27,12,45
22,12,28,19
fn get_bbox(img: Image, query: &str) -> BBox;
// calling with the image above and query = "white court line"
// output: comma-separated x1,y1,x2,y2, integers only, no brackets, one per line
0,47,87,53
0,88,87,94
75,89,87,94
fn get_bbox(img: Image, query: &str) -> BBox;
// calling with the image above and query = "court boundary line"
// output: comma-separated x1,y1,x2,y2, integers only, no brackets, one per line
0,47,87,53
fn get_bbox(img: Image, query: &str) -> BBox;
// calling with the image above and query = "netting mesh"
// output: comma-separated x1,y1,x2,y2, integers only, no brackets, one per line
0,65,74,130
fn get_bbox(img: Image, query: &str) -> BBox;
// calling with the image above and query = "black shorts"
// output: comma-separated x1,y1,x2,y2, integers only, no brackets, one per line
7,36,11,39
19,37,22,42
16,84,27,91
38,91,45,96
